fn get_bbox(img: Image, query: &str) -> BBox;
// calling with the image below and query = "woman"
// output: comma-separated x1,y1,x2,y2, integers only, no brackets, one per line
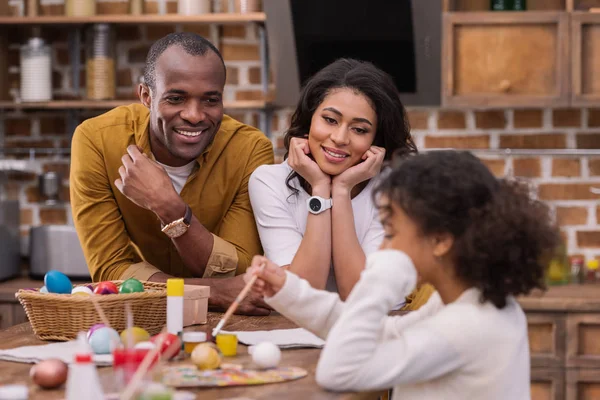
249,58,431,307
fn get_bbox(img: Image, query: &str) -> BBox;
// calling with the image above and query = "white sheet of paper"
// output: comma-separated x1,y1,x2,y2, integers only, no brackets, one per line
221,328,325,349
0,340,112,366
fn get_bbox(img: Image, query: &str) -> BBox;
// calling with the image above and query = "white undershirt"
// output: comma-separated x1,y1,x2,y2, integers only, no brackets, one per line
265,250,531,400
155,159,196,194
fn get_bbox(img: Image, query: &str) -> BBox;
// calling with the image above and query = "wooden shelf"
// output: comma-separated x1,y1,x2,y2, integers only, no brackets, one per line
0,12,266,25
0,99,268,110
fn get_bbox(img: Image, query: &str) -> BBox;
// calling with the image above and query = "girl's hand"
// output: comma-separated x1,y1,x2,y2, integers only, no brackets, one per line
332,146,385,194
245,256,287,298
287,137,331,192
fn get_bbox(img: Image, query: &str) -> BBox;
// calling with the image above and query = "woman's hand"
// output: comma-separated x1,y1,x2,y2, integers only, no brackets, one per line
332,146,385,195
287,137,331,192
245,255,287,298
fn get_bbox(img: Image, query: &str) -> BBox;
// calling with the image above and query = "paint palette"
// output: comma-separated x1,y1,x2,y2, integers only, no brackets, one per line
161,364,307,388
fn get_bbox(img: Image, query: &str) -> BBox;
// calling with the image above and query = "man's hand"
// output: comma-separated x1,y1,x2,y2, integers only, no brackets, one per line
209,274,272,316
114,145,181,216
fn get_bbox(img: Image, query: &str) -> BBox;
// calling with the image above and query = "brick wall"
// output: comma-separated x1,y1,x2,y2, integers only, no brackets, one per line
1,0,599,261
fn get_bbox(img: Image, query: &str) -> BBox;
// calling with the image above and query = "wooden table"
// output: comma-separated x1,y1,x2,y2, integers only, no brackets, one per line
0,312,386,400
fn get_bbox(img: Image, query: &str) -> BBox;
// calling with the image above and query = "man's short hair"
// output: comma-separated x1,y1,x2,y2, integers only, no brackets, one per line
143,32,226,90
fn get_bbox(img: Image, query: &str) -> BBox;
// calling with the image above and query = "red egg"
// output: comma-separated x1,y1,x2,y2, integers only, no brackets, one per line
93,281,118,295
150,333,181,360
30,359,68,389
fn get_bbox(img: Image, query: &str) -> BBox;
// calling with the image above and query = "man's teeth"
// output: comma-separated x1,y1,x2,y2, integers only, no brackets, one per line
174,129,203,137
324,148,347,158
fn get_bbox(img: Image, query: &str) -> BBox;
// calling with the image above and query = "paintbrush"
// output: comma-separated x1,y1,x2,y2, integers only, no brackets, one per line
212,263,265,338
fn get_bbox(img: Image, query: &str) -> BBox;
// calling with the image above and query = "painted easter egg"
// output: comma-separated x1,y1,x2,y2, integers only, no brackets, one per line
30,358,68,389
89,327,121,354
71,286,93,296
44,271,72,294
191,343,221,370
87,323,106,340
119,278,144,294
150,333,181,360
120,327,150,347
39,286,48,294
93,281,118,295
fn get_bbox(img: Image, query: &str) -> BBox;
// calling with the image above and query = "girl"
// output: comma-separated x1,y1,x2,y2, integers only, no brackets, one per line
246,150,559,399
249,58,432,307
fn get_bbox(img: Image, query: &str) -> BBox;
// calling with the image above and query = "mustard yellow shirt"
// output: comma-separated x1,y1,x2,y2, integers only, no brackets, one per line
70,104,274,282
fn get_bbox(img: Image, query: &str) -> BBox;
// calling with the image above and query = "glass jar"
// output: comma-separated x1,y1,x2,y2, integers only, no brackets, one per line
546,244,569,285
85,24,116,100
234,0,261,13
178,0,211,14
20,37,52,102
129,0,144,15
65,0,96,16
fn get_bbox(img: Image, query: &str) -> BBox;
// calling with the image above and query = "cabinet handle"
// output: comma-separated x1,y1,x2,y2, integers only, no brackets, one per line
498,80,511,93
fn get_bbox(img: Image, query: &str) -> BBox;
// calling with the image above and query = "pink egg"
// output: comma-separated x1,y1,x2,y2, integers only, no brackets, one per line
87,323,106,340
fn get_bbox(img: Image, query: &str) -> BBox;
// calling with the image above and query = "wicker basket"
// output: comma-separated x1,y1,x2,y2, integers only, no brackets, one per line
16,281,167,341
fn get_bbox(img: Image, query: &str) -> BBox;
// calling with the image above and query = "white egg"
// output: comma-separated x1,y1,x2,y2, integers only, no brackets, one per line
251,342,281,369
39,286,48,294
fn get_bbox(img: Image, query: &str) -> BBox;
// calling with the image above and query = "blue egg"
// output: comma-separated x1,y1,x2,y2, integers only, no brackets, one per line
44,270,73,294
89,327,121,355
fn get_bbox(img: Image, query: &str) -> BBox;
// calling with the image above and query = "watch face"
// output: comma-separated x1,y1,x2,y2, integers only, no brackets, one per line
165,222,188,238
309,198,322,212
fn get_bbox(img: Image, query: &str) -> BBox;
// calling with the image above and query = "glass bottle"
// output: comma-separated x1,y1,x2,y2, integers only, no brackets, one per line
570,255,584,284
20,37,52,102
86,24,116,100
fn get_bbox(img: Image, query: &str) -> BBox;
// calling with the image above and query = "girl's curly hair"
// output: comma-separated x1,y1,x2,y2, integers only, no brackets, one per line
374,150,561,308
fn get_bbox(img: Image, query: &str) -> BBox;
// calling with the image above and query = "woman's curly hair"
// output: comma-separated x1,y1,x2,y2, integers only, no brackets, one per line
374,150,561,308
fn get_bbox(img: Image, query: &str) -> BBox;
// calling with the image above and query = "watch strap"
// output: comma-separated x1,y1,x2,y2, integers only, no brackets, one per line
182,203,192,225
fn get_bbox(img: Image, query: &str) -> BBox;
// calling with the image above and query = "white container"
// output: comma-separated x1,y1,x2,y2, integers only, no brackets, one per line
65,332,104,400
167,278,184,335
178,0,211,14
20,37,52,102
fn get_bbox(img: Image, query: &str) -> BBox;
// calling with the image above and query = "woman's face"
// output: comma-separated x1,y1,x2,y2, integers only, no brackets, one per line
308,88,377,176
378,197,443,285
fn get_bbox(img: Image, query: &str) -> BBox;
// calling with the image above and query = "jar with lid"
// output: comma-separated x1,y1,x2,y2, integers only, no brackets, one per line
65,0,96,16
20,37,52,102
85,24,116,100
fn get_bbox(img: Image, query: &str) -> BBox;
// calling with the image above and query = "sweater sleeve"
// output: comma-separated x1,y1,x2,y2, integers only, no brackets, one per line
315,250,464,392
264,270,344,339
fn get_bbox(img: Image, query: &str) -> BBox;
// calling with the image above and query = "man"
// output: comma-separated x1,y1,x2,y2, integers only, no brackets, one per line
70,32,274,315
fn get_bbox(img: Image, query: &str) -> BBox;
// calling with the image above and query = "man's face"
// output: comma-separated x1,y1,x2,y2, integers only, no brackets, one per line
140,45,225,167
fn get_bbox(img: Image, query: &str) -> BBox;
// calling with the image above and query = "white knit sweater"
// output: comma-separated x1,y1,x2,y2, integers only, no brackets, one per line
265,250,531,400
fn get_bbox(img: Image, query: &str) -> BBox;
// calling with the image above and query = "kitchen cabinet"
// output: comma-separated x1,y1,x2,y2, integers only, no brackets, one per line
442,0,600,108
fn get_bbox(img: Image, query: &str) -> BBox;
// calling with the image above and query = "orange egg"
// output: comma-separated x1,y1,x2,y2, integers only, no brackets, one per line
30,359,68,389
